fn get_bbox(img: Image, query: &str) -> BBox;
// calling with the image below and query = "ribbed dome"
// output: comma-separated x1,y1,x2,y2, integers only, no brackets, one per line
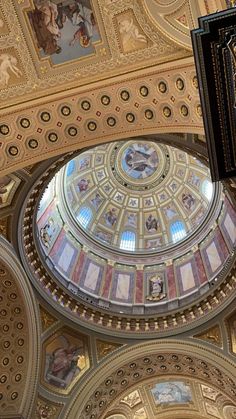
54,140,214,253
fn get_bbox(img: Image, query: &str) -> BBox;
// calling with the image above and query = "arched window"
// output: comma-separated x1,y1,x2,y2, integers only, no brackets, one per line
66,159,75,177
76,207,92,228
170,221,187,243
120,231,136,251
201,179,213,201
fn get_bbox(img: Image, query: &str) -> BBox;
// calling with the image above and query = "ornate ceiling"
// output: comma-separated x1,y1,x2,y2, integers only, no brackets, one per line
0,1,235,419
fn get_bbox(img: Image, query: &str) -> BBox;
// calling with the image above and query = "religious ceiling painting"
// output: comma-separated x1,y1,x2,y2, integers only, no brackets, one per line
0,174,21,208
27,0,101,65
114,9,150,54
42,328,90,393
0,48,25,90
17,138,234,323
150,380,192,407
145,270,167,302
58,140,215,253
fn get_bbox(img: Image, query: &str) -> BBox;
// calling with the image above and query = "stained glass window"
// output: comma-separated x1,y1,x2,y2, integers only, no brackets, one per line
171,221,187,243
76,207,92,228
120,231,136,251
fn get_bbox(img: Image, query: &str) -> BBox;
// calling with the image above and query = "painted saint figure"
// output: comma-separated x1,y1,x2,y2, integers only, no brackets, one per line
146,275,166,301
182,192,195,211
77,178,90,192
104,207,117,227
40,217,56,248
145,214,159,232
29,1,62,55
45,334,86,389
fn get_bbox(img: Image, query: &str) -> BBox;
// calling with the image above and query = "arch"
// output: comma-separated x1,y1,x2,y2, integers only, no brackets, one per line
120,231,136,251
170,220,187,243
0,236,40,419
63,340,236,419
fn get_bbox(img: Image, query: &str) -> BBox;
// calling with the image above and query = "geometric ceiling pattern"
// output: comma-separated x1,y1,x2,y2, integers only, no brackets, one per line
19,142,236,326
38,140,214,253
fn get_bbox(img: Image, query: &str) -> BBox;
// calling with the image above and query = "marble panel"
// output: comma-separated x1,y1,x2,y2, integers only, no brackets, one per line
80,258,104,294
180,262,195,292
206,242,221,272
58,243,75,272
71,250,85,285
101,264,113,298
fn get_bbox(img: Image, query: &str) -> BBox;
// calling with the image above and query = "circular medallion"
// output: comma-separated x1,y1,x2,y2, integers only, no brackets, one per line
121,142,159,180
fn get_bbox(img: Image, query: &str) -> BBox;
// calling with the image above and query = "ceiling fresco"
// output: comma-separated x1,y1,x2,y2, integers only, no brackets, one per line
104,377,236,419
0,2,235,419
0,0,196,109
42,140,214,253
16,139,236,328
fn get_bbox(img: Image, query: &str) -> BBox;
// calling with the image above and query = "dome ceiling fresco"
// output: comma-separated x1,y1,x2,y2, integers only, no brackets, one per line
31,139,236,318
42,140,214,254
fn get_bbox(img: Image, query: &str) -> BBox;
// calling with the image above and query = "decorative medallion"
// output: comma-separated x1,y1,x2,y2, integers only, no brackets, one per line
107,117,116,127
81,100,91,111
126,113,135,123
120,90,130,101
40,112,51,122
163,106,171,117
145,109,154,120
87,121,97,131
175,78,185,91
68,126,78,137
101,95,111,106
0,124,9,135
8,146,19,156
61,106,71,117
48,132,58,143
20,118,30,129
28,139,38,149
158,81,167,93
181,105,189,117
140,86,149,97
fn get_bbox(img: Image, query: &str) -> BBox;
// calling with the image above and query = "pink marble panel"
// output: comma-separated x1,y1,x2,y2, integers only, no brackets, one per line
215,227,229,259
167,265,177,299
48,229,65,258
72,250,86,285
37,200,56,229
101,264,113,299
135,270,143,303
194,250,208,285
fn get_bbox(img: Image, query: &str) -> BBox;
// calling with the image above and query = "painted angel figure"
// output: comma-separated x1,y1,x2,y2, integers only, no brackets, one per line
119,18,147,51
0,54,22,88
69,4,95,47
